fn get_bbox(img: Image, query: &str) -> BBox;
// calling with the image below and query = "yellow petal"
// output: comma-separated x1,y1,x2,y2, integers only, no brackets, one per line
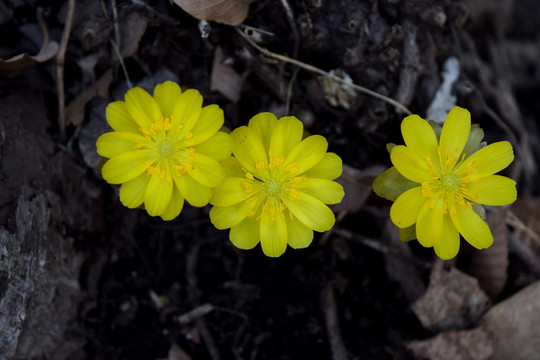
171,89,203,133
231,126,268,175
466,175,516,206
153,81,181,118
434,215,460,260
440,106,471,158
144,173,173,216
283,135,328,175
175,174,212,207
210,177,253,206
219,156,245,177
416,199,443,248
389,187,425,228
269,116,303,159
401,115,439,165
160,186,185,221
96,132,148,158
209,202,251,229
101,150,153,184
451,206,493,250
230,217,260,250
390,145,430,183
190,153,225,188
372,166,418,202
195,132,233,161
106,101,140,133
191,105,224,145
281,192,335,232
457,141,514,179
260,203,288,257
286,215,313,249
125,87,162,128
304,152,343,180
119,174,150,208
248,112,278,152
296,178,344,205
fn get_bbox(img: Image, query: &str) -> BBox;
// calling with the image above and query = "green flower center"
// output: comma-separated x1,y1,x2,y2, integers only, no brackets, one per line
440,172,460,192
156,140,174,158
265,178,282,197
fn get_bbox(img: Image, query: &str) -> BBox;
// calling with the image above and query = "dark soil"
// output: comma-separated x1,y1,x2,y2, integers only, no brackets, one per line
1,0,539,359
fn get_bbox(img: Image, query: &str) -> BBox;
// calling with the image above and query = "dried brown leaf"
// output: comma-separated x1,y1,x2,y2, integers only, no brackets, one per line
333,165,385,213
168,343,193,360
479,281,540,360
210,46,243,102
412,262,491,332
406,328,493,360
0,41,59,78
463,209,509,300
172,0,252,25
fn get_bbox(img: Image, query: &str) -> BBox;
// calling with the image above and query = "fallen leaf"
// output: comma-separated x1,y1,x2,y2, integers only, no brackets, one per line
333,164,385,213
0,41,59,78
479,280,540,360
406,328,493,360
168,343,193,360
172,0,252,25
412,261,491,332
210,46,243,102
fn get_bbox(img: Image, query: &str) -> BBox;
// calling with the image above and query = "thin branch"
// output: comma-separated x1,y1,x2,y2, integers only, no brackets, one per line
235,27,412,115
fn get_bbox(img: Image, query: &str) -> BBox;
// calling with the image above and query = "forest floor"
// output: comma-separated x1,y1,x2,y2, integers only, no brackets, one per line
1,0,540,359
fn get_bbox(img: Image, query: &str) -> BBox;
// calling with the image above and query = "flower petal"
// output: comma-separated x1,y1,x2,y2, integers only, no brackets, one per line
296,178,344,205
248,112,277,152
106,101,140,133
284,135,328,175
144,174,173,216
191,105,224,145
466,175,517,206
125,87,162,128
286,215,313,249
171,89,203,133
230,217,260,250
260,204,288,257
101,150,153,184
304,152,343,180
457,141,514,179
281,192,335,232
440,106,471,158
269,116,303,159
433,215,460,260
231,126,268,174
175,174,212,207
96,132,148,158
210,202,251,229
416,199,443,248
160,186,185,221
195,132,233,161
372,166,418,202
220,156,245,177
153,81,181,118
401,114,439,164
390,145,430,183
119,173,150,208
190,153,225,188
451,206,493,250
210,177,252,206
390,187,425,228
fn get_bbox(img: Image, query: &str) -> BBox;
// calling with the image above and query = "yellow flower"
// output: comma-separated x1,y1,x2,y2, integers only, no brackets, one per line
373,106,517,260
96,81,232,220
209,113,345,257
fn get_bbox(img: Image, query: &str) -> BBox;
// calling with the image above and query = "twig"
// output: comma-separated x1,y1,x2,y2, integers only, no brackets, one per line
177,303,215,325
56,0,75,139
285,67,299,115
235,27,412,115
278,0,299,59
322,283,348,360
196,317,221,360
35,7,49,56
507,211,540,245
508,233,540,278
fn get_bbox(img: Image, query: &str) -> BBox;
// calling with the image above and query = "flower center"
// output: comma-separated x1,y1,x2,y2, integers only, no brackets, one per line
156,140,174,158
440,172,460,192
265,178,282,197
